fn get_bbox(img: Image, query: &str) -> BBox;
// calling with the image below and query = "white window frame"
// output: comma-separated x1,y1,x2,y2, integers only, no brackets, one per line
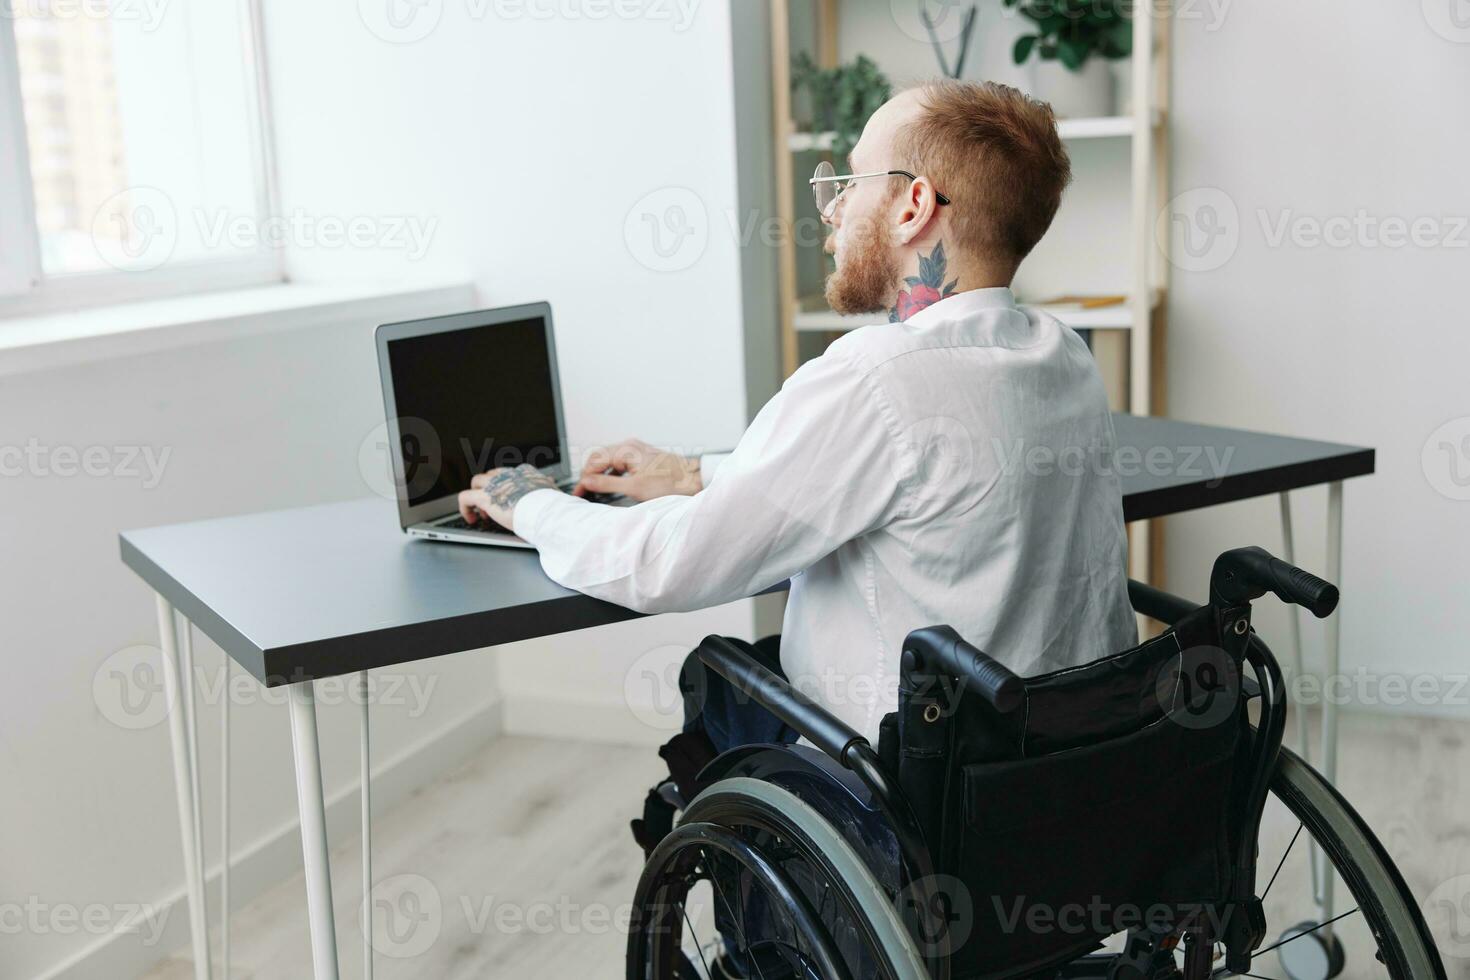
0,0,284,317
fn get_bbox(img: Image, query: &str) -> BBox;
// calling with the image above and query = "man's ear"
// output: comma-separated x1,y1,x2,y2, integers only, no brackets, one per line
893,176,942,246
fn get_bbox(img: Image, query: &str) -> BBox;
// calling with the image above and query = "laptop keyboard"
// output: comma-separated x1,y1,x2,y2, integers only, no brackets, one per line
438,515,514,535
434,489,629,536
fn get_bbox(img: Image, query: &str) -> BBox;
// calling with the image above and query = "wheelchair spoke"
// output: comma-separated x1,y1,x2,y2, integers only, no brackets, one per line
702,845,772,980
1261,822,1304,902
1247,767,1411,980
1255,908,1360,958
684,907,714,979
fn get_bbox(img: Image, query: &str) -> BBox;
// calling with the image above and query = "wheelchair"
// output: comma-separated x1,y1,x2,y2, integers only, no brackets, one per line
626,547,1447,980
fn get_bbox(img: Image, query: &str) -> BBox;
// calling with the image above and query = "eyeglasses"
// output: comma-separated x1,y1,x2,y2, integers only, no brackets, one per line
810,160,952,218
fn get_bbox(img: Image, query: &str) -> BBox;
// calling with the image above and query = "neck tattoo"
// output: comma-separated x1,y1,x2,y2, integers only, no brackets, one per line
890,240,959,323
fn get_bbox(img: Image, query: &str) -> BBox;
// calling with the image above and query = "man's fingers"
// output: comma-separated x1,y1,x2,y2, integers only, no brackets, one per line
458,489,481,523
581,438,655,477
580,447,619,477
611,442,650,473
577,471,632,496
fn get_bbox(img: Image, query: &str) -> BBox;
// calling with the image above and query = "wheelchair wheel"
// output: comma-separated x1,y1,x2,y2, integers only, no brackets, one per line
1241,746,1445,980
627,777,929,980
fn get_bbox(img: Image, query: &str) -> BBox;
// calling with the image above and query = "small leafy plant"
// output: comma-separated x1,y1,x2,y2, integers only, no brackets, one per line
1004,0,1132,70
791,53,892,160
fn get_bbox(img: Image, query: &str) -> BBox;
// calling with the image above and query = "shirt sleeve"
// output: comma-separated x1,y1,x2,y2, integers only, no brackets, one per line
512,349,910,614
698,452,732,487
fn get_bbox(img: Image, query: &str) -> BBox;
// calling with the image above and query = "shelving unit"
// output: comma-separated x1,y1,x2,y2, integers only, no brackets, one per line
788,112,1157,152
793,297,1134,332
767,0,1172,583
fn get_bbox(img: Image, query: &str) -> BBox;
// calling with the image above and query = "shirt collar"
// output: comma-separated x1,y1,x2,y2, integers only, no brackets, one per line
901,286,1016,328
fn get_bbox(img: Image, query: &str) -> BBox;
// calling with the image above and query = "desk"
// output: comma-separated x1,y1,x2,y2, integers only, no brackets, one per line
120,413,1373,980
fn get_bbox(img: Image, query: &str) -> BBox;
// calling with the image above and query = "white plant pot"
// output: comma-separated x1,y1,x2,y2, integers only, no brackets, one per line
1031,58,1114,120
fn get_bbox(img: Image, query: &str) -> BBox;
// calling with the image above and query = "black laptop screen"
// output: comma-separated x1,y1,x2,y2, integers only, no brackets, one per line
388,316,561,508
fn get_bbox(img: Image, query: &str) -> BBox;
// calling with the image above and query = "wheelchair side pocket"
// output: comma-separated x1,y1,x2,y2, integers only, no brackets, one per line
948,709,1240,977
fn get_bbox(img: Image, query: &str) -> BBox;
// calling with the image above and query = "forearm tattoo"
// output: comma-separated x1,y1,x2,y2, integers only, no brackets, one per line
484,464,557,508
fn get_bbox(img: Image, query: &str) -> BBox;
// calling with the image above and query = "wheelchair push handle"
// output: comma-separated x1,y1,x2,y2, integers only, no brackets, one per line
1210,545,1339,618
903,626,1025,715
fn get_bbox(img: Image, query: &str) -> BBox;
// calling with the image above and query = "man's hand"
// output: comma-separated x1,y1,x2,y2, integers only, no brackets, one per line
573,438,702,502
459,464,558,533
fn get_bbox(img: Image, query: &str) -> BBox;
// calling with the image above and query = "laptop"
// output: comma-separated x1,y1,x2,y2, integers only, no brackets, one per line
375,302,619,548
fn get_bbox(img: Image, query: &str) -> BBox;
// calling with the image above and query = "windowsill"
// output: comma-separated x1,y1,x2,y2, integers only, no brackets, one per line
0,278,478,377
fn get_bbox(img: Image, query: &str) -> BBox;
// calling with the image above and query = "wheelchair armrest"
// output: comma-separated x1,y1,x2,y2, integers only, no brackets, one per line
1127,578,1201,626
695,635,864,764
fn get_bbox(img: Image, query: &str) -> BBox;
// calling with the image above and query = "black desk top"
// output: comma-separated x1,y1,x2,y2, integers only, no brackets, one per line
1111,414,1374,522
121,414,1372,686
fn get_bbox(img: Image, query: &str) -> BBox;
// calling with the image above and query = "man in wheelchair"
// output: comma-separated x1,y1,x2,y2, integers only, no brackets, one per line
459,81,1444,979
621,551,1443,980
463,79,1136,745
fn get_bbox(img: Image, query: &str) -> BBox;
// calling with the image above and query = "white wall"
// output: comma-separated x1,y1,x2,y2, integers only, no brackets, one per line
264,0,752,444
259,0,761,731
0,294,514,979
1163,3,1470,712
2,3,760,977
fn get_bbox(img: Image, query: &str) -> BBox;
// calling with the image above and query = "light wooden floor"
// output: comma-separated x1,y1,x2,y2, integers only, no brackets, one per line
142,711,1470,980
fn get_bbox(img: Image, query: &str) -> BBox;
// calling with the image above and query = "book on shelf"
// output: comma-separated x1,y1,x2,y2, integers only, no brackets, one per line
1032,294,1128,312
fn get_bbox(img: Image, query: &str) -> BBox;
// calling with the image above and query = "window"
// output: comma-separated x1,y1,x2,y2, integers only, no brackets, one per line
0,0,279,313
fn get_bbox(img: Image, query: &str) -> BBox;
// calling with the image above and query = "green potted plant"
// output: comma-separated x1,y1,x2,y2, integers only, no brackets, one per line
1003,0,1132,117
790,53,892,161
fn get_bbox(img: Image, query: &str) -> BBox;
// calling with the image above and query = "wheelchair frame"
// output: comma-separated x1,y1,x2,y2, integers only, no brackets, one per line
685,547,1341,980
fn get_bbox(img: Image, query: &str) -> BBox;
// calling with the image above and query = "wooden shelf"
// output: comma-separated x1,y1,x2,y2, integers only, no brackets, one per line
1041,304,1133,329
791,301,869,332
788,114,1158,154
791,298,1133,333
787,130,838,153
1056,115,1133,139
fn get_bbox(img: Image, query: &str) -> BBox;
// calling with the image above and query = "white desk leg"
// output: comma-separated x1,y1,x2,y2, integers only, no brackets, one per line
1319,480,1344,934
1283,492,1333,914
1277,493,1313,762
359,671,374,980
1320,480,1343,785
221,653,231,978
288,682,341,980
179,619,209,955
155,595,213,980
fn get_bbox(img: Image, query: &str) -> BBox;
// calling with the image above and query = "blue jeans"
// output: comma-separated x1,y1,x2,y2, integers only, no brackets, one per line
681,634,800,754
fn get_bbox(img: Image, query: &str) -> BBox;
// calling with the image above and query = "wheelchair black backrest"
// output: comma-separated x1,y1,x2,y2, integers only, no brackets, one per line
883,601,1268,979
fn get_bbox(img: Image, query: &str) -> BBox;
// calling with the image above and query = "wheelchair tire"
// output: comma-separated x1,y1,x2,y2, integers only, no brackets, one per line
1265,746,1445,980
628,777,929,980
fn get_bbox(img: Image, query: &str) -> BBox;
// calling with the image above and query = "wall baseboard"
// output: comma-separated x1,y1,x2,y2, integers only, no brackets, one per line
39,698,503,980
502,691,674,748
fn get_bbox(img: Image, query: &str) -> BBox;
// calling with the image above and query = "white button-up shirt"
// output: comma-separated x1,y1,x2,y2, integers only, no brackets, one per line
515,287,1137,742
